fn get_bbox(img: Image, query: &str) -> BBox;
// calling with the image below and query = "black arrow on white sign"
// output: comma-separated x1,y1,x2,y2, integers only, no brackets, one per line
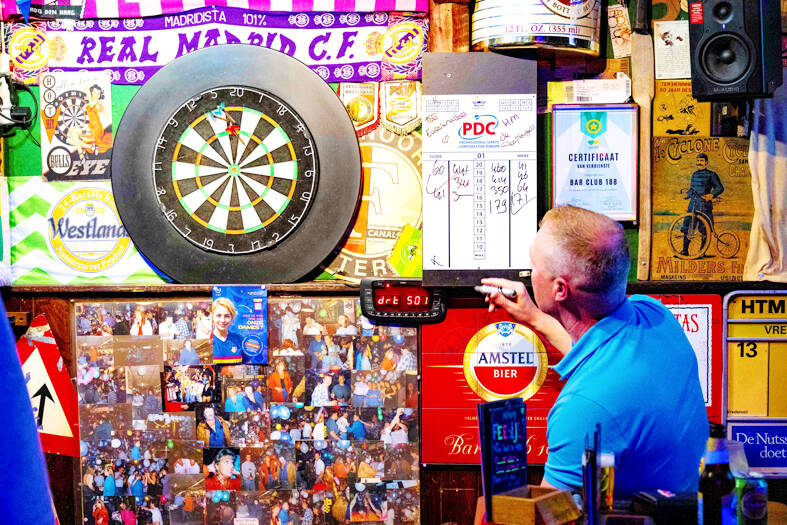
32,384,54,428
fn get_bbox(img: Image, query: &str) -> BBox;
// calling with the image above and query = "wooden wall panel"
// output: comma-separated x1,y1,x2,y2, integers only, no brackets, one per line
420,466,545,525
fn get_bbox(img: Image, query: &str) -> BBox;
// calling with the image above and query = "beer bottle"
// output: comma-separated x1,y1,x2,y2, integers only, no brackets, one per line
700,423,736,524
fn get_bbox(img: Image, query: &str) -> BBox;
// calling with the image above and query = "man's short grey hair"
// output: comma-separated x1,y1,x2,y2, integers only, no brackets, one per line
539,205,630,296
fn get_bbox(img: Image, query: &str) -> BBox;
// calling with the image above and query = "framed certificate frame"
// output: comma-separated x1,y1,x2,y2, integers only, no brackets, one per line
552,103,638,221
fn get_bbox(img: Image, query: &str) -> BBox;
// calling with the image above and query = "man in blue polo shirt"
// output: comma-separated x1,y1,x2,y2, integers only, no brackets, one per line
483,205,708,497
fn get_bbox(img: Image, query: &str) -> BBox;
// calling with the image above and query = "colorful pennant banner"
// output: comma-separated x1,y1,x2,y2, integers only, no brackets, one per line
40,8,426,84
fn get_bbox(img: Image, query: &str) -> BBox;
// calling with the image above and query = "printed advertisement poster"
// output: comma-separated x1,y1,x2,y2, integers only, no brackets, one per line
652,294,723,423
653,80,711,137
39,71,114,180
211,285,268,365
651,137,753,281
422,307,564,465
727,421,787,475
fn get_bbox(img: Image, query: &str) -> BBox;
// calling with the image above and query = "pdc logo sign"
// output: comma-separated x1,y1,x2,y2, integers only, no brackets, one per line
463,322,548,401
458,115,498,141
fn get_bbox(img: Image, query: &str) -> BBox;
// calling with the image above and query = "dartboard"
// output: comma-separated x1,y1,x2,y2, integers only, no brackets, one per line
112,45,362,283
154,87,318,255
53,89,88,143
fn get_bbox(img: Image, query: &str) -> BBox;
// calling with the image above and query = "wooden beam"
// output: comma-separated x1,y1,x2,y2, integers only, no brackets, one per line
429,0,470,52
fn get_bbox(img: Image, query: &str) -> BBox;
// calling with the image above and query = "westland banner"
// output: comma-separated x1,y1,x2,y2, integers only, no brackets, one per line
42,8,427,84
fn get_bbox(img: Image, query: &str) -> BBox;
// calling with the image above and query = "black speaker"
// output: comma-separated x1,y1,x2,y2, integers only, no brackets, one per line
689,0,783,100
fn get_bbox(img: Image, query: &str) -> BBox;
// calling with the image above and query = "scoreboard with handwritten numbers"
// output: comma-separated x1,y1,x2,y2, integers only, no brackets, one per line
421,52,538,286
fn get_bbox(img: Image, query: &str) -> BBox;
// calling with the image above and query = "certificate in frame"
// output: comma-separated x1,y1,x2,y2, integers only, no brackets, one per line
552,103,638,221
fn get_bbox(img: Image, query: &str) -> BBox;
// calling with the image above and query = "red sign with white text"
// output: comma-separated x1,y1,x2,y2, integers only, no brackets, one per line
689,2,704,23
421,307,564,464
651,294,723,424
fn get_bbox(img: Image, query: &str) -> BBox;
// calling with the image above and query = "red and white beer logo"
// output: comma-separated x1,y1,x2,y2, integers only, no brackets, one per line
541,0,596,19
463,322,548,401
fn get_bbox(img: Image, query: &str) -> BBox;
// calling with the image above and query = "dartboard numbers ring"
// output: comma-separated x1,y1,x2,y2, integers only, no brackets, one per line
154,87,318,255
112,45,361,283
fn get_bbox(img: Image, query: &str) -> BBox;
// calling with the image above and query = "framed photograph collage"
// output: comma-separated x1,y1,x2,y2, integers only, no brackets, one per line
75,297,420,525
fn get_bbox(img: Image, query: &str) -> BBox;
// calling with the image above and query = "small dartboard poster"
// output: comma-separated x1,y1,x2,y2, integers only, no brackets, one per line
39,70,114,181
112,45,362,284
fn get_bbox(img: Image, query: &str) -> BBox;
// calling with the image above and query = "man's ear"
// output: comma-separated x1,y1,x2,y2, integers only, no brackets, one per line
553,277,569,302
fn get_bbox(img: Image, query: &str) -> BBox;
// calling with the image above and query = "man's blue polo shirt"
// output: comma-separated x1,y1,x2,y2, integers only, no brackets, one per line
544,295,708,497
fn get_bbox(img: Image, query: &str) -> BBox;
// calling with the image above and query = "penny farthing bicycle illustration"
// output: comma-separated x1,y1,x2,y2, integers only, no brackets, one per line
668,188,741,260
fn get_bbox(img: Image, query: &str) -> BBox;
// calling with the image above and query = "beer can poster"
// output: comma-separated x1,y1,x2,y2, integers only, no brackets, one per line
39,71,114,180
472,0,602,55
651,137,753,281
422,308,564,464
211,285,268,365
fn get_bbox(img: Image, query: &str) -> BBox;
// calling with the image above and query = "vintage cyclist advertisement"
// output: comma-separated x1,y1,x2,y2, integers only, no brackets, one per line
651,136,752,281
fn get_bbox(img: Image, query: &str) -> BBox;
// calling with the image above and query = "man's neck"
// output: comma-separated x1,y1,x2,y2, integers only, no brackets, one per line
560,295,626,344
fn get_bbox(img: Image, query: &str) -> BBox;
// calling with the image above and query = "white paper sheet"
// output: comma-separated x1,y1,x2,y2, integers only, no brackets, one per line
422,94,538,274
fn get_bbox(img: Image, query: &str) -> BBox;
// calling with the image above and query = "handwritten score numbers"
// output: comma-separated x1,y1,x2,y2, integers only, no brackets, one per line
422,94,538,279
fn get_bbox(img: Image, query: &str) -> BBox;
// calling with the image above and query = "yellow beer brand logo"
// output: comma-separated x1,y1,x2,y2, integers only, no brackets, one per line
9,27,50,71
382,22,423,64
47,187,131,273
463,322,549,402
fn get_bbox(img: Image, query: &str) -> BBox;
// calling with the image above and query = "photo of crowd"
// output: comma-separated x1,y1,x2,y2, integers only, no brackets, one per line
162,365,221,412
167,474,205,525
76,297,421,524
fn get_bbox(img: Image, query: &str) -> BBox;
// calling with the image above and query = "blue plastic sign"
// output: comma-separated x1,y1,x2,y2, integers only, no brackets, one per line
727,420,787,476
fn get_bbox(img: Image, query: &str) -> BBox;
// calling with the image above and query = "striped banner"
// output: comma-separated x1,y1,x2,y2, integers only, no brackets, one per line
8,178,166,285
0,177,11,285
0,0,83,19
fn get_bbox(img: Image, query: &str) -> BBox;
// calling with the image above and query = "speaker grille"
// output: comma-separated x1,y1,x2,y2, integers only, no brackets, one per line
700,33,752,85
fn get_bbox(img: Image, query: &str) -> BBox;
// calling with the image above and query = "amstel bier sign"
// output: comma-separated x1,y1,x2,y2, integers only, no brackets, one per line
463,322,549,401
422,308,563,465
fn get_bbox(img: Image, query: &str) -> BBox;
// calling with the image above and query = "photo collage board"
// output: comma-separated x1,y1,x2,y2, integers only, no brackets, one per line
75,297,420,525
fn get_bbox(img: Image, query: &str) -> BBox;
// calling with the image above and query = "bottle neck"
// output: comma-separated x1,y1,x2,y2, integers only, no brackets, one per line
704,437,730,465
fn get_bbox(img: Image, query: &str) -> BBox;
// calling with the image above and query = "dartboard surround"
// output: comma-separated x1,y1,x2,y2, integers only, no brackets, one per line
111,45,362,283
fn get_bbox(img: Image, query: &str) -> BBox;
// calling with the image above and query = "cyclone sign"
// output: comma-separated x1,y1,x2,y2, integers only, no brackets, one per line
463,322,548,401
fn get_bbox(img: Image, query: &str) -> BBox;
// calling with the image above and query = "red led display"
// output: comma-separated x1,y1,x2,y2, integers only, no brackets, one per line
373,285,432,312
